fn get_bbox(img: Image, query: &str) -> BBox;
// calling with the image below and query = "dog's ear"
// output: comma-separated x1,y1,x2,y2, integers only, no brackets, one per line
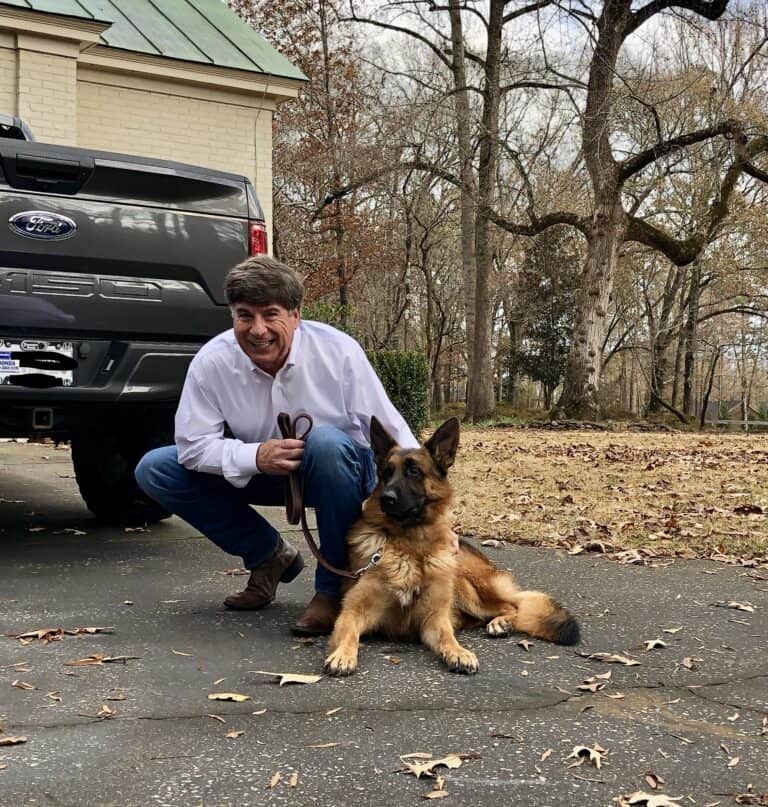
424,417,460,475
369,416,397,461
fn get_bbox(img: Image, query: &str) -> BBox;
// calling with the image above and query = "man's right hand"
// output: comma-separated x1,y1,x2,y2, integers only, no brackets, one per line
256,438,305,475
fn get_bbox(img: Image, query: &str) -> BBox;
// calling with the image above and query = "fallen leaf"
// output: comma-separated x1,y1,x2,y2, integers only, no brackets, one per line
207,714,226,723
578,678,606,693
540,748,553,762
307,742,339,749
566,744,608,769
582,651,640,666
0,736,27,746
645,772,665,789
644,639,668,651
401,753,470,779
267,772,282,789
424,792,449,800
616,792,683,807
11,680,35,690
727,756,740,768
606,692,626,699
8,626,114,643
207,693,250,702
518,639,533,651
383,655,402,665
45,691,61,702
225,730,244,739
97,704,115,719
288,772,298,787
212,678,225,685
681,657,700,670
735,788,768,805
662,627,683,634
171,649,193,657
252,670,323,686
726,712,740,722
64,654,138,666
325,707,343,716
252,709,267,715
714,601,755,613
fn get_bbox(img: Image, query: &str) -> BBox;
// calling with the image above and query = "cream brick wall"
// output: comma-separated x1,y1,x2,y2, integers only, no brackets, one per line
0,45,16,114
17,48,77,145
77,80,274,239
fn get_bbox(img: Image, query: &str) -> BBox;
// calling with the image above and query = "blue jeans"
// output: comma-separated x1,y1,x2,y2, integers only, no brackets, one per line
134,426,377,596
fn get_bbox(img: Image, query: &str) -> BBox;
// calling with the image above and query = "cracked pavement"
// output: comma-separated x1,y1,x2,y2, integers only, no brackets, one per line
1,441,766,806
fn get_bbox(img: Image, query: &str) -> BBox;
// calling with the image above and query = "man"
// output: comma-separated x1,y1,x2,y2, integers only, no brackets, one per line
135,256,417,635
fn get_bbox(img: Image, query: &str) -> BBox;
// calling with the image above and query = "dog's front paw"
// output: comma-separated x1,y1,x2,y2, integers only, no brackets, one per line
486,616,513,637
441,646,478,675
324,648,358,677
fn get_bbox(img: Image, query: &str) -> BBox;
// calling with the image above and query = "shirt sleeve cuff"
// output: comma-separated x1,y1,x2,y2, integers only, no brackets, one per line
235,441,262,476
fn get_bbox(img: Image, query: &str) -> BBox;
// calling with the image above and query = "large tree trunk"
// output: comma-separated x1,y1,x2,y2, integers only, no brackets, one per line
447,1,478,413
465,0,504,422
554,0,632,419
556,200,626,419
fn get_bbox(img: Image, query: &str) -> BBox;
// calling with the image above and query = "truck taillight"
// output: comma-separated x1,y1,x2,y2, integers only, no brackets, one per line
249,220,268,255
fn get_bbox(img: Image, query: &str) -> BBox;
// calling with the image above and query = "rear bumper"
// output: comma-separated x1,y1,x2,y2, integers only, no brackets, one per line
0,339,200,437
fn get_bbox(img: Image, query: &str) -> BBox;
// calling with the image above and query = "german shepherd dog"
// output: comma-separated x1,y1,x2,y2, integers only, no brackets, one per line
324,417,580,676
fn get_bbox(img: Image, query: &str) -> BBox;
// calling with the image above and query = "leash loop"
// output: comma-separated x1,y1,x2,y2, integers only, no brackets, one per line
277,412,376,580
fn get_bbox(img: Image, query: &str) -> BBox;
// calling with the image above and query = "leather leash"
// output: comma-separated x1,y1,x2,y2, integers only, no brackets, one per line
277,412,380,580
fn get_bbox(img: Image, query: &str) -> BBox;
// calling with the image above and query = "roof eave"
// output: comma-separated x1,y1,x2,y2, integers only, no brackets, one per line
80,44,304,102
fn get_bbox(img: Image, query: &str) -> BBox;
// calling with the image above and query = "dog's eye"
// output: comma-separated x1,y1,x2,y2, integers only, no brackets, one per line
404,460,422,478
381,465,394,482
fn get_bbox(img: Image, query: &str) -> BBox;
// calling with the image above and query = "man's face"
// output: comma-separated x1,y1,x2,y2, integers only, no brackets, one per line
231,301,300,375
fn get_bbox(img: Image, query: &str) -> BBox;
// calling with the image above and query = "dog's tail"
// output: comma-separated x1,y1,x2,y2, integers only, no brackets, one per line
509,590,580,645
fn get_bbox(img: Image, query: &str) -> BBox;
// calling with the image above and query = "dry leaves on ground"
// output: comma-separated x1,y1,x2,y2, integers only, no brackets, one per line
580,651,641,666
615,793,682,807
251,670,322,686
0,736,27,746
207,692,250,702
450,429,768,561
399,752,480,780
64,654,138,666
6,626,114,644
566,744,609,769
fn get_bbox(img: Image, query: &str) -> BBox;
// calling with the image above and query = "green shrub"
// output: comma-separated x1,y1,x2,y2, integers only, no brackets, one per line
368,350,429,435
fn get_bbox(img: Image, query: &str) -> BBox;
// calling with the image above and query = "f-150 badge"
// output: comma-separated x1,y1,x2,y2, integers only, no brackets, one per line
9,211,76,241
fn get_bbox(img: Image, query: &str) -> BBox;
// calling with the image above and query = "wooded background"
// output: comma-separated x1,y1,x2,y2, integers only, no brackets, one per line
230,0,768,425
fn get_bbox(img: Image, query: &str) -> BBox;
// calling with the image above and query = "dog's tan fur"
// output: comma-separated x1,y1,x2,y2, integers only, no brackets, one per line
324,418,579,676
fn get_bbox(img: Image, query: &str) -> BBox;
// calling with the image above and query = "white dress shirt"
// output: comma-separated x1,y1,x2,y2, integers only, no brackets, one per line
175,320,418,487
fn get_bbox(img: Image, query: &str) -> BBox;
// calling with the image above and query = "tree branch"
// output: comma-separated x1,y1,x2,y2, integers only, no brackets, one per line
619,120,736,182
627,0,729,36
503,0,553,24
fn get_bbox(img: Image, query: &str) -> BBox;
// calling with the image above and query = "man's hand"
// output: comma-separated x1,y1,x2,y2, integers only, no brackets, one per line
256,438,304,475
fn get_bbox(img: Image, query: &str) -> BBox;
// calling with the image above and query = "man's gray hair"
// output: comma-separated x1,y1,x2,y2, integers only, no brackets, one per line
224,256,304,310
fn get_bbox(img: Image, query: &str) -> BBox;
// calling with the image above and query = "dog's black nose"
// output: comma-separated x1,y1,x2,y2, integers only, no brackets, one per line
380,489,398,508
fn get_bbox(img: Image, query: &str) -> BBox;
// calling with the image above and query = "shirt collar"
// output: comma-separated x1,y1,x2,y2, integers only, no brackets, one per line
284,323,302,368
239,322,303,376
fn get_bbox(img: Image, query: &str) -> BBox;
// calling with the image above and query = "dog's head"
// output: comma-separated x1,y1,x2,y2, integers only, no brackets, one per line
369,417,460,526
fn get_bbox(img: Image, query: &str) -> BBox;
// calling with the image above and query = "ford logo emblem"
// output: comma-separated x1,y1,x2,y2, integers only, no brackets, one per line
9,210,76,241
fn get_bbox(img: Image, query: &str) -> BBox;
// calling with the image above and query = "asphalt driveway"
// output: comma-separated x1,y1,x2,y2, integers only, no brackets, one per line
1,440,766,806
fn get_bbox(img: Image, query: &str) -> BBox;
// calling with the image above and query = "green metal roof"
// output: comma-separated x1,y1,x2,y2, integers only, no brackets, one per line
0,0,306,81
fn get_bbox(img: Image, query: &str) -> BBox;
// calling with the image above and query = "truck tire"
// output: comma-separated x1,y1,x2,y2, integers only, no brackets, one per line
72,414,173,525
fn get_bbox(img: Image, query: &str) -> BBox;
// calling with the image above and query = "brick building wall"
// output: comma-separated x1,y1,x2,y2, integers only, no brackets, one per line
77,75,275,232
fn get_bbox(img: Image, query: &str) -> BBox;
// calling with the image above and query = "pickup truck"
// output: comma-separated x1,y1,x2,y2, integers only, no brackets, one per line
0,119,268,523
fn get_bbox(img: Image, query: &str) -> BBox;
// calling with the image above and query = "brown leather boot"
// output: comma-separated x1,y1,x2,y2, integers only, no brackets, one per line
224,539,304,610
291,592,342,636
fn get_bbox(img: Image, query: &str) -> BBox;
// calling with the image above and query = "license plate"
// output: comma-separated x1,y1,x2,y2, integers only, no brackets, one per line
0,340,75,386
